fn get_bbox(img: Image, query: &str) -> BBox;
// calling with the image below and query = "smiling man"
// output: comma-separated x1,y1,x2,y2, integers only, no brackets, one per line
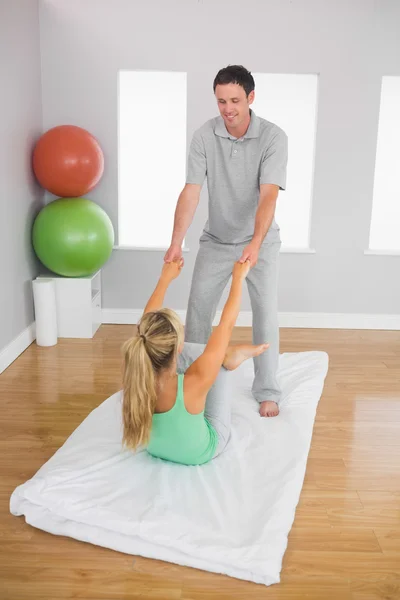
165,65,288,418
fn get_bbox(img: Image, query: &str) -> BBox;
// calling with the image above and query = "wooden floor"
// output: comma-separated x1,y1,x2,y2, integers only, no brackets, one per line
1,326,400,600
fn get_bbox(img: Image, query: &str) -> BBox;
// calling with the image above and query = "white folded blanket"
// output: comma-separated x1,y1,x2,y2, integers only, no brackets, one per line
10,350,328,586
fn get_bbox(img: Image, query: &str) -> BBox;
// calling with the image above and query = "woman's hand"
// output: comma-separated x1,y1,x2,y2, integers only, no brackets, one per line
232,259,251,281
161,259,184,283
143,259,183,315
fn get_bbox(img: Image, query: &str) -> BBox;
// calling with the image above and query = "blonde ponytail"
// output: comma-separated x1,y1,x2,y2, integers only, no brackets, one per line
122,308,184,450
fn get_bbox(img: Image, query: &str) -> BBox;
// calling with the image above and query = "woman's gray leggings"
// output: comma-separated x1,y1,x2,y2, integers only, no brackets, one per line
177,342,232,457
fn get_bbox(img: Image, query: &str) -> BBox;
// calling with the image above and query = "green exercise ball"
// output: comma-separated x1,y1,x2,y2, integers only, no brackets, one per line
32,197,114,277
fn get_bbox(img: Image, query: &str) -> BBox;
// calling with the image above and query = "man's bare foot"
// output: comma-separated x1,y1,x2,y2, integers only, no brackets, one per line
259,400,279,417
223,343,269,371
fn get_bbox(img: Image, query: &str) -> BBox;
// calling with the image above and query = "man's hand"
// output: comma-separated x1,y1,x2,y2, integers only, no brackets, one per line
164,244,183,266
239,242,260,267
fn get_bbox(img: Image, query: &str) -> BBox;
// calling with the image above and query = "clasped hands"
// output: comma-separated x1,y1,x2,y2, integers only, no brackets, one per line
161,241,260,284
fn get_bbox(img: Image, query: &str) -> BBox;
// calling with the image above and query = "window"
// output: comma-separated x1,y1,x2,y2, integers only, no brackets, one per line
369,76,400,252
118,70,187,248
252,73,319,249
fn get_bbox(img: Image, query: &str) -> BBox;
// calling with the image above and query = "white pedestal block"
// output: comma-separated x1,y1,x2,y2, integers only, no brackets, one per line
36,270,102,339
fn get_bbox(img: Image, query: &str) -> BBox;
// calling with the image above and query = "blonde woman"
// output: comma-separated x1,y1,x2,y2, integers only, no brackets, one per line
122,259,269,466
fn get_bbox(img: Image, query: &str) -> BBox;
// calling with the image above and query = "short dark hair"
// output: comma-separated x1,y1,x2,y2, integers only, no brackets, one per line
213,65,255,97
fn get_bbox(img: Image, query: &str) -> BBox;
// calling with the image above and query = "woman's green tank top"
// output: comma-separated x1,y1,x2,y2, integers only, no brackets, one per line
147,373,218,466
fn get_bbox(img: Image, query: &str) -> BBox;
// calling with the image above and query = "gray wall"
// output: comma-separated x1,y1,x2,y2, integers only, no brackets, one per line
39,0,400,315
0,0,43,352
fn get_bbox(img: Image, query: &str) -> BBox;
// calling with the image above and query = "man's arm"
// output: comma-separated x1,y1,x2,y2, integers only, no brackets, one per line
165,130,206,263
238,184,280,265
252,183,280,247
239,128,288,265
169,184,202,250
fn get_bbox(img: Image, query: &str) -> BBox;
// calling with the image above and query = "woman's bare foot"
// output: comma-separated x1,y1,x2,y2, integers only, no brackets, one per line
223,343,269,371
259,401,279,417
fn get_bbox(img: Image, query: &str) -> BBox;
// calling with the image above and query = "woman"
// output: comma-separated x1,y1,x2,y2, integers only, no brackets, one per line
122,258,269,465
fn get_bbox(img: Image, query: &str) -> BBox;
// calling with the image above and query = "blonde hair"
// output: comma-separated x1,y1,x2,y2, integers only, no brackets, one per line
122,308,184,450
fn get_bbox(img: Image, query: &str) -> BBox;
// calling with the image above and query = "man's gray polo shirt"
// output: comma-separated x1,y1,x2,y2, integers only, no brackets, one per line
186,110,288,245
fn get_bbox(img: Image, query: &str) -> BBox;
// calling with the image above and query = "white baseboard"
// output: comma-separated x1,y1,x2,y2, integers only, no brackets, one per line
101,309,400,331
277,312,400,330
0,322,36,375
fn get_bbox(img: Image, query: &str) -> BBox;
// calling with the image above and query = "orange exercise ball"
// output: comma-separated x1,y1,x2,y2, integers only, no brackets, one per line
32,125,104,197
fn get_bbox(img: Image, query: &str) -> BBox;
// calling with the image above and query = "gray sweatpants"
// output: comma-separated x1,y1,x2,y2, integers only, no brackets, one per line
177,342,231,458
185,235,282,404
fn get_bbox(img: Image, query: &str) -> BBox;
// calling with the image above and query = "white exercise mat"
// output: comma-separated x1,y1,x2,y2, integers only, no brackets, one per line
10,351,328,586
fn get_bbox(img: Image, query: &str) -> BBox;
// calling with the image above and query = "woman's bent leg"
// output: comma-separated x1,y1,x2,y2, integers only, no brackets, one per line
204,366,232,458
178,342,232,458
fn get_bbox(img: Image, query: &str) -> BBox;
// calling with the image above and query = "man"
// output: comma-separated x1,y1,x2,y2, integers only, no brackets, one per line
164,65,288,418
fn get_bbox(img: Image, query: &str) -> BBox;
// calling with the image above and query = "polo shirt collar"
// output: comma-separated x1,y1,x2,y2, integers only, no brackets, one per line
214,109,260,139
